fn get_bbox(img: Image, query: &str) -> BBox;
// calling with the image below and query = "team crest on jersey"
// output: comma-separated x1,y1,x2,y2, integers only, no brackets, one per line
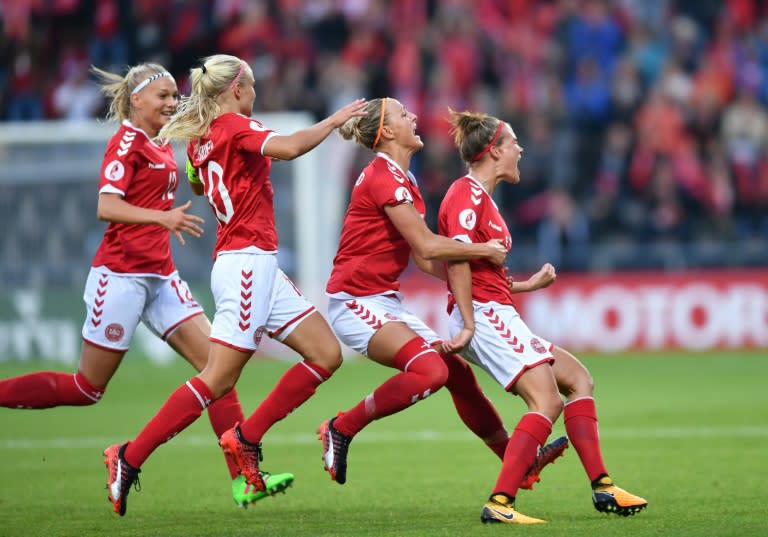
254,326,265,346
104,160,125,181
394,186,413,203
531,338,547,354
105,323,125,342
459,208,477,230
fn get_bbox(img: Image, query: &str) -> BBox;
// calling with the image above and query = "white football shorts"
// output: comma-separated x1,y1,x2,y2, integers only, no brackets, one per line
327,293,441,356
449,301,554,390
209,252,316,352
81,268,204,351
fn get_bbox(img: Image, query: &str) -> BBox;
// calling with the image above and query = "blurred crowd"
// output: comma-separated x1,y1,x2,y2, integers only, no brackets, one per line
2,0,768,271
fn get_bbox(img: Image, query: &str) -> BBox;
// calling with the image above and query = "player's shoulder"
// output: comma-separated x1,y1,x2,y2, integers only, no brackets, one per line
216,112,270,134
105,122,151,158
369,155,410,185
444,175,475,198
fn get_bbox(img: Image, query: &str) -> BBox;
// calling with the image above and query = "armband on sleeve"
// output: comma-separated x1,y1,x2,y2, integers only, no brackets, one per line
186,160,201,184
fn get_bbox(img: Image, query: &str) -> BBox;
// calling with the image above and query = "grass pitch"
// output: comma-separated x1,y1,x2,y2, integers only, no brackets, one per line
1,351,766,537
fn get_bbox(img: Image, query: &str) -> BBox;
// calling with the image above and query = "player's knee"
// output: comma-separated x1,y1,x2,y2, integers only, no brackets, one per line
303,344,342,374
72,372,105,406
410,351,449,394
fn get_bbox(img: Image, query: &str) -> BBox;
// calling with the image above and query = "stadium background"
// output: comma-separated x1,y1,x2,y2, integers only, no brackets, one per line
1,0,767,361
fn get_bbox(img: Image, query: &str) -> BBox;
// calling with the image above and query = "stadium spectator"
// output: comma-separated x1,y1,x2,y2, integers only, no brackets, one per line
0,61,294,508
102,54,367,516
315,96,550,487
2,0,768,274
438,110,647,524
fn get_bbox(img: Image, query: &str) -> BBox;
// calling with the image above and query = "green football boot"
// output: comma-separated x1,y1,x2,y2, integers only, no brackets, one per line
231,471,294,507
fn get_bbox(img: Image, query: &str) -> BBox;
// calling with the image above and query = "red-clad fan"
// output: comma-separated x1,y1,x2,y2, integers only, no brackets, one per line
317,96,535,488
101,54,367,516
0,62,290,507
438,109,648,525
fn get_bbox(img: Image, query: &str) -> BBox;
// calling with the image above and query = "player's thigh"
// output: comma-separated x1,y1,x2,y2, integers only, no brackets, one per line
281,311,341,368
166,313,212,372
551,345,594,397
367,322,426,368
78,341,126,388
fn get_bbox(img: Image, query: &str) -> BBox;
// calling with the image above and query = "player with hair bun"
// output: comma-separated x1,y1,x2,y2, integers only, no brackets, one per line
317,97,564,489
439,109,648,524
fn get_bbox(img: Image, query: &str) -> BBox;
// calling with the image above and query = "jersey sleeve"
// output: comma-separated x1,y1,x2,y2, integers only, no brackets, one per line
367,162,415,209
98,130,138,197
439,181,479,244
232,116,277,156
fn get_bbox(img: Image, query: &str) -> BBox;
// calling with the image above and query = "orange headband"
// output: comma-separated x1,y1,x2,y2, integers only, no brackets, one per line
371,98,387,149
471,122,504,162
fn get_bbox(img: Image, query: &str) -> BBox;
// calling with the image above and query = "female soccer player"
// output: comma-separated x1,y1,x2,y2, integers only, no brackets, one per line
438,109,647,524
316,97,524,486
101,54,367,516
0,62,290,507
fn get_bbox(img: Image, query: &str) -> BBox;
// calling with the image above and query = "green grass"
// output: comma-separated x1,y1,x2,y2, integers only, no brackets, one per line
1,351,767,536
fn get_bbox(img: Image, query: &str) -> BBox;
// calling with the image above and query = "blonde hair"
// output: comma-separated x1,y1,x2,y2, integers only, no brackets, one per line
338,97,388,149
448,109,505,164
159,54,251,143
91,63,170,122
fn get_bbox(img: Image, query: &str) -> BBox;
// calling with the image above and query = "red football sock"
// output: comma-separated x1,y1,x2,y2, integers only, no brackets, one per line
239,361,330,443
208,388,245,479
442,353,508,460
493,412,552,497
124,377,213,469
564,397,608,481
0,371,103,408
334,337,448,437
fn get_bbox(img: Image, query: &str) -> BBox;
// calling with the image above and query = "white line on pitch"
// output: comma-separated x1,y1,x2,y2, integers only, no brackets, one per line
0,426,766,449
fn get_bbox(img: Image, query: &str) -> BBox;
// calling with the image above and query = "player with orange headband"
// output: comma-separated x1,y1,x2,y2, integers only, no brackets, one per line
315,97,570,490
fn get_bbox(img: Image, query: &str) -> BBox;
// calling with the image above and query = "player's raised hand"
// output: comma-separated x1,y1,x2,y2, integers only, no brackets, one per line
528,262,557,290
162,200,205,245
329,98,368,127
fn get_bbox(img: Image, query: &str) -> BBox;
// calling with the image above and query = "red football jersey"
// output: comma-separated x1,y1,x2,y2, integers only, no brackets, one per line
326,154,426,296
187,113,278,258
438,175,516,308
91,121,178,275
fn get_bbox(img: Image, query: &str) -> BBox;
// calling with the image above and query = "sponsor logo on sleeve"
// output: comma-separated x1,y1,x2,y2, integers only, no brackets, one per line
250,120,268,131
459,208,477,230
104,160,125,181
394,186,413,203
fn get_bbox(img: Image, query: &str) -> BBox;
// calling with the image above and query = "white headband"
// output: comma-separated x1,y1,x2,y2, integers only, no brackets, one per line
131,71,173,95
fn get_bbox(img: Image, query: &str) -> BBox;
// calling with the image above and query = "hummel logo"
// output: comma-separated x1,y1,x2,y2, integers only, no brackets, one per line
488,221,502,232
148,162,166,169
